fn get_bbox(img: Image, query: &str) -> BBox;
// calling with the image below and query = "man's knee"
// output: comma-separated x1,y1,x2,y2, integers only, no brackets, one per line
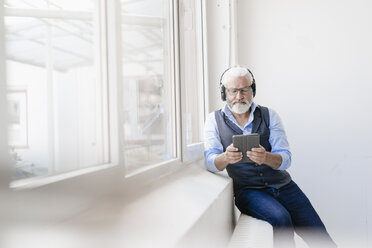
267,209,293,227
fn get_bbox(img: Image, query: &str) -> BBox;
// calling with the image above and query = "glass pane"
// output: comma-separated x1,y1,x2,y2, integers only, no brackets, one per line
5,0,108,180
180,0,204,144
120,0,175,174
4,0,94,11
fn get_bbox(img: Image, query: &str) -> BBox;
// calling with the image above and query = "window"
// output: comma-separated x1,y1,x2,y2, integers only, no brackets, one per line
119,0,176,175
3,0,206,186
179,0,205,161
5,0,109,180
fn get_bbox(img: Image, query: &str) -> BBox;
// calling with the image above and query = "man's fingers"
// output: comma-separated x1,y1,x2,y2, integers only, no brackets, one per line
226,145,238,152
247,150,265,165
231,156,243,163
227,151,242,159
226,150,242,163
251,147,265,153
247,153,258,160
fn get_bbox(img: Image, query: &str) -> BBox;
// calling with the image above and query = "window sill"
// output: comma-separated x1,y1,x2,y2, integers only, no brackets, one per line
9,162,119,190
4,160,234,248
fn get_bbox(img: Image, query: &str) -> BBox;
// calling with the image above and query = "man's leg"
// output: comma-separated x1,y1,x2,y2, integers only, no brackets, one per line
235,188,296,248
276,181,337,247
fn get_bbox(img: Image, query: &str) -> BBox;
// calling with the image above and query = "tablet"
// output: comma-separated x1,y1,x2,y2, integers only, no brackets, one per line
232,133,260,163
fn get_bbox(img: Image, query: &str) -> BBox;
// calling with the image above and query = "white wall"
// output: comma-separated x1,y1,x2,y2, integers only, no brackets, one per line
236,0,372,247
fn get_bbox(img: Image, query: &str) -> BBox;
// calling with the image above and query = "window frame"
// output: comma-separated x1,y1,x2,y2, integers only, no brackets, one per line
117,0,182,177
2,0,206,191
178,0,206,164
4,0,115,189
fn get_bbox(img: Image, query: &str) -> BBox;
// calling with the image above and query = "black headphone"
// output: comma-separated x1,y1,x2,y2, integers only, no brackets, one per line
219,67,256,101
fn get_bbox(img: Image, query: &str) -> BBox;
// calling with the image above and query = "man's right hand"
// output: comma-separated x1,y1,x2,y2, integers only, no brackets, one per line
214,144,242,171
224,144,243,164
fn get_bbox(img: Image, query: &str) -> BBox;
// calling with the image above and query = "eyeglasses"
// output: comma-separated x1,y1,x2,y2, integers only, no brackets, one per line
225,86,252,96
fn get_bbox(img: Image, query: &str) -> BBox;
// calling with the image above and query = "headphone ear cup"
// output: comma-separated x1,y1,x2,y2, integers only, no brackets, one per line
246,68,256,97
220,85,226,101
251,82,256,97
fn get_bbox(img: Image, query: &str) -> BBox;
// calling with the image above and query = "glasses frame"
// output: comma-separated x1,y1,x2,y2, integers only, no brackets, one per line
225,85,253,96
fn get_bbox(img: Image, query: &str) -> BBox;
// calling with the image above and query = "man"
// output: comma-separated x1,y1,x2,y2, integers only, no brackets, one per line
204,66,336,247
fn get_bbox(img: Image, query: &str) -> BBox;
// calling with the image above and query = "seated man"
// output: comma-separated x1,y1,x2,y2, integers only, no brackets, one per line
203,66,337,248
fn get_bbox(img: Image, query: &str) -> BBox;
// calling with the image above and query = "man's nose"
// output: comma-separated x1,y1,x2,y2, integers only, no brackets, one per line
236,90,244,98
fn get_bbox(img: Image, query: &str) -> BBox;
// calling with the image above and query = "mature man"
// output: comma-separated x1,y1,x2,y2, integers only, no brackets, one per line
203,66,336,247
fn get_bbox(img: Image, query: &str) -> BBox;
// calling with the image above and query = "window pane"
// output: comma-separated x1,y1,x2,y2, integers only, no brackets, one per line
180,0,204,145
4,0,94,11
5,0,108,180
120,0,175,174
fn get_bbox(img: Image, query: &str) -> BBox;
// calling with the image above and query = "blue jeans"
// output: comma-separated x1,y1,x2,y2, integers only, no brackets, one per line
235,180,337,248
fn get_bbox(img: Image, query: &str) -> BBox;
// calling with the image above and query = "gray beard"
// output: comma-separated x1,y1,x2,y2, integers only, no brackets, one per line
227,100,252,114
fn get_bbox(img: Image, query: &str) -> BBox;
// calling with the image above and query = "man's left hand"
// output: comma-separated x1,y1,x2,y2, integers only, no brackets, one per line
247,145,267,165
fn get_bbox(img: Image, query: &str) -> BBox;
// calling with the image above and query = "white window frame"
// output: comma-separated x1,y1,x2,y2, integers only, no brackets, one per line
1,0,206,192
116,0,183,178
178,0,206,164
5,0,116,189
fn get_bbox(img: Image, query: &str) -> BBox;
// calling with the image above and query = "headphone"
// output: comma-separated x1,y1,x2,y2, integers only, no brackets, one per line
219,67,256,101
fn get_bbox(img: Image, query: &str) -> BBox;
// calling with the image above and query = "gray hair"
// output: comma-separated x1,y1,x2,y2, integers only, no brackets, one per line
221,66,254,86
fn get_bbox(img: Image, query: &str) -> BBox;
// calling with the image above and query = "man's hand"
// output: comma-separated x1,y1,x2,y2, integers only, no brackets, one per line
247,145,267,165
216,144,282,171
214,144,242,171
224,144,243,164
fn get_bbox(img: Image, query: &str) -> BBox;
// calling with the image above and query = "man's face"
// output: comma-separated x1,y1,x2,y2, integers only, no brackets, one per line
225,76,253,114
